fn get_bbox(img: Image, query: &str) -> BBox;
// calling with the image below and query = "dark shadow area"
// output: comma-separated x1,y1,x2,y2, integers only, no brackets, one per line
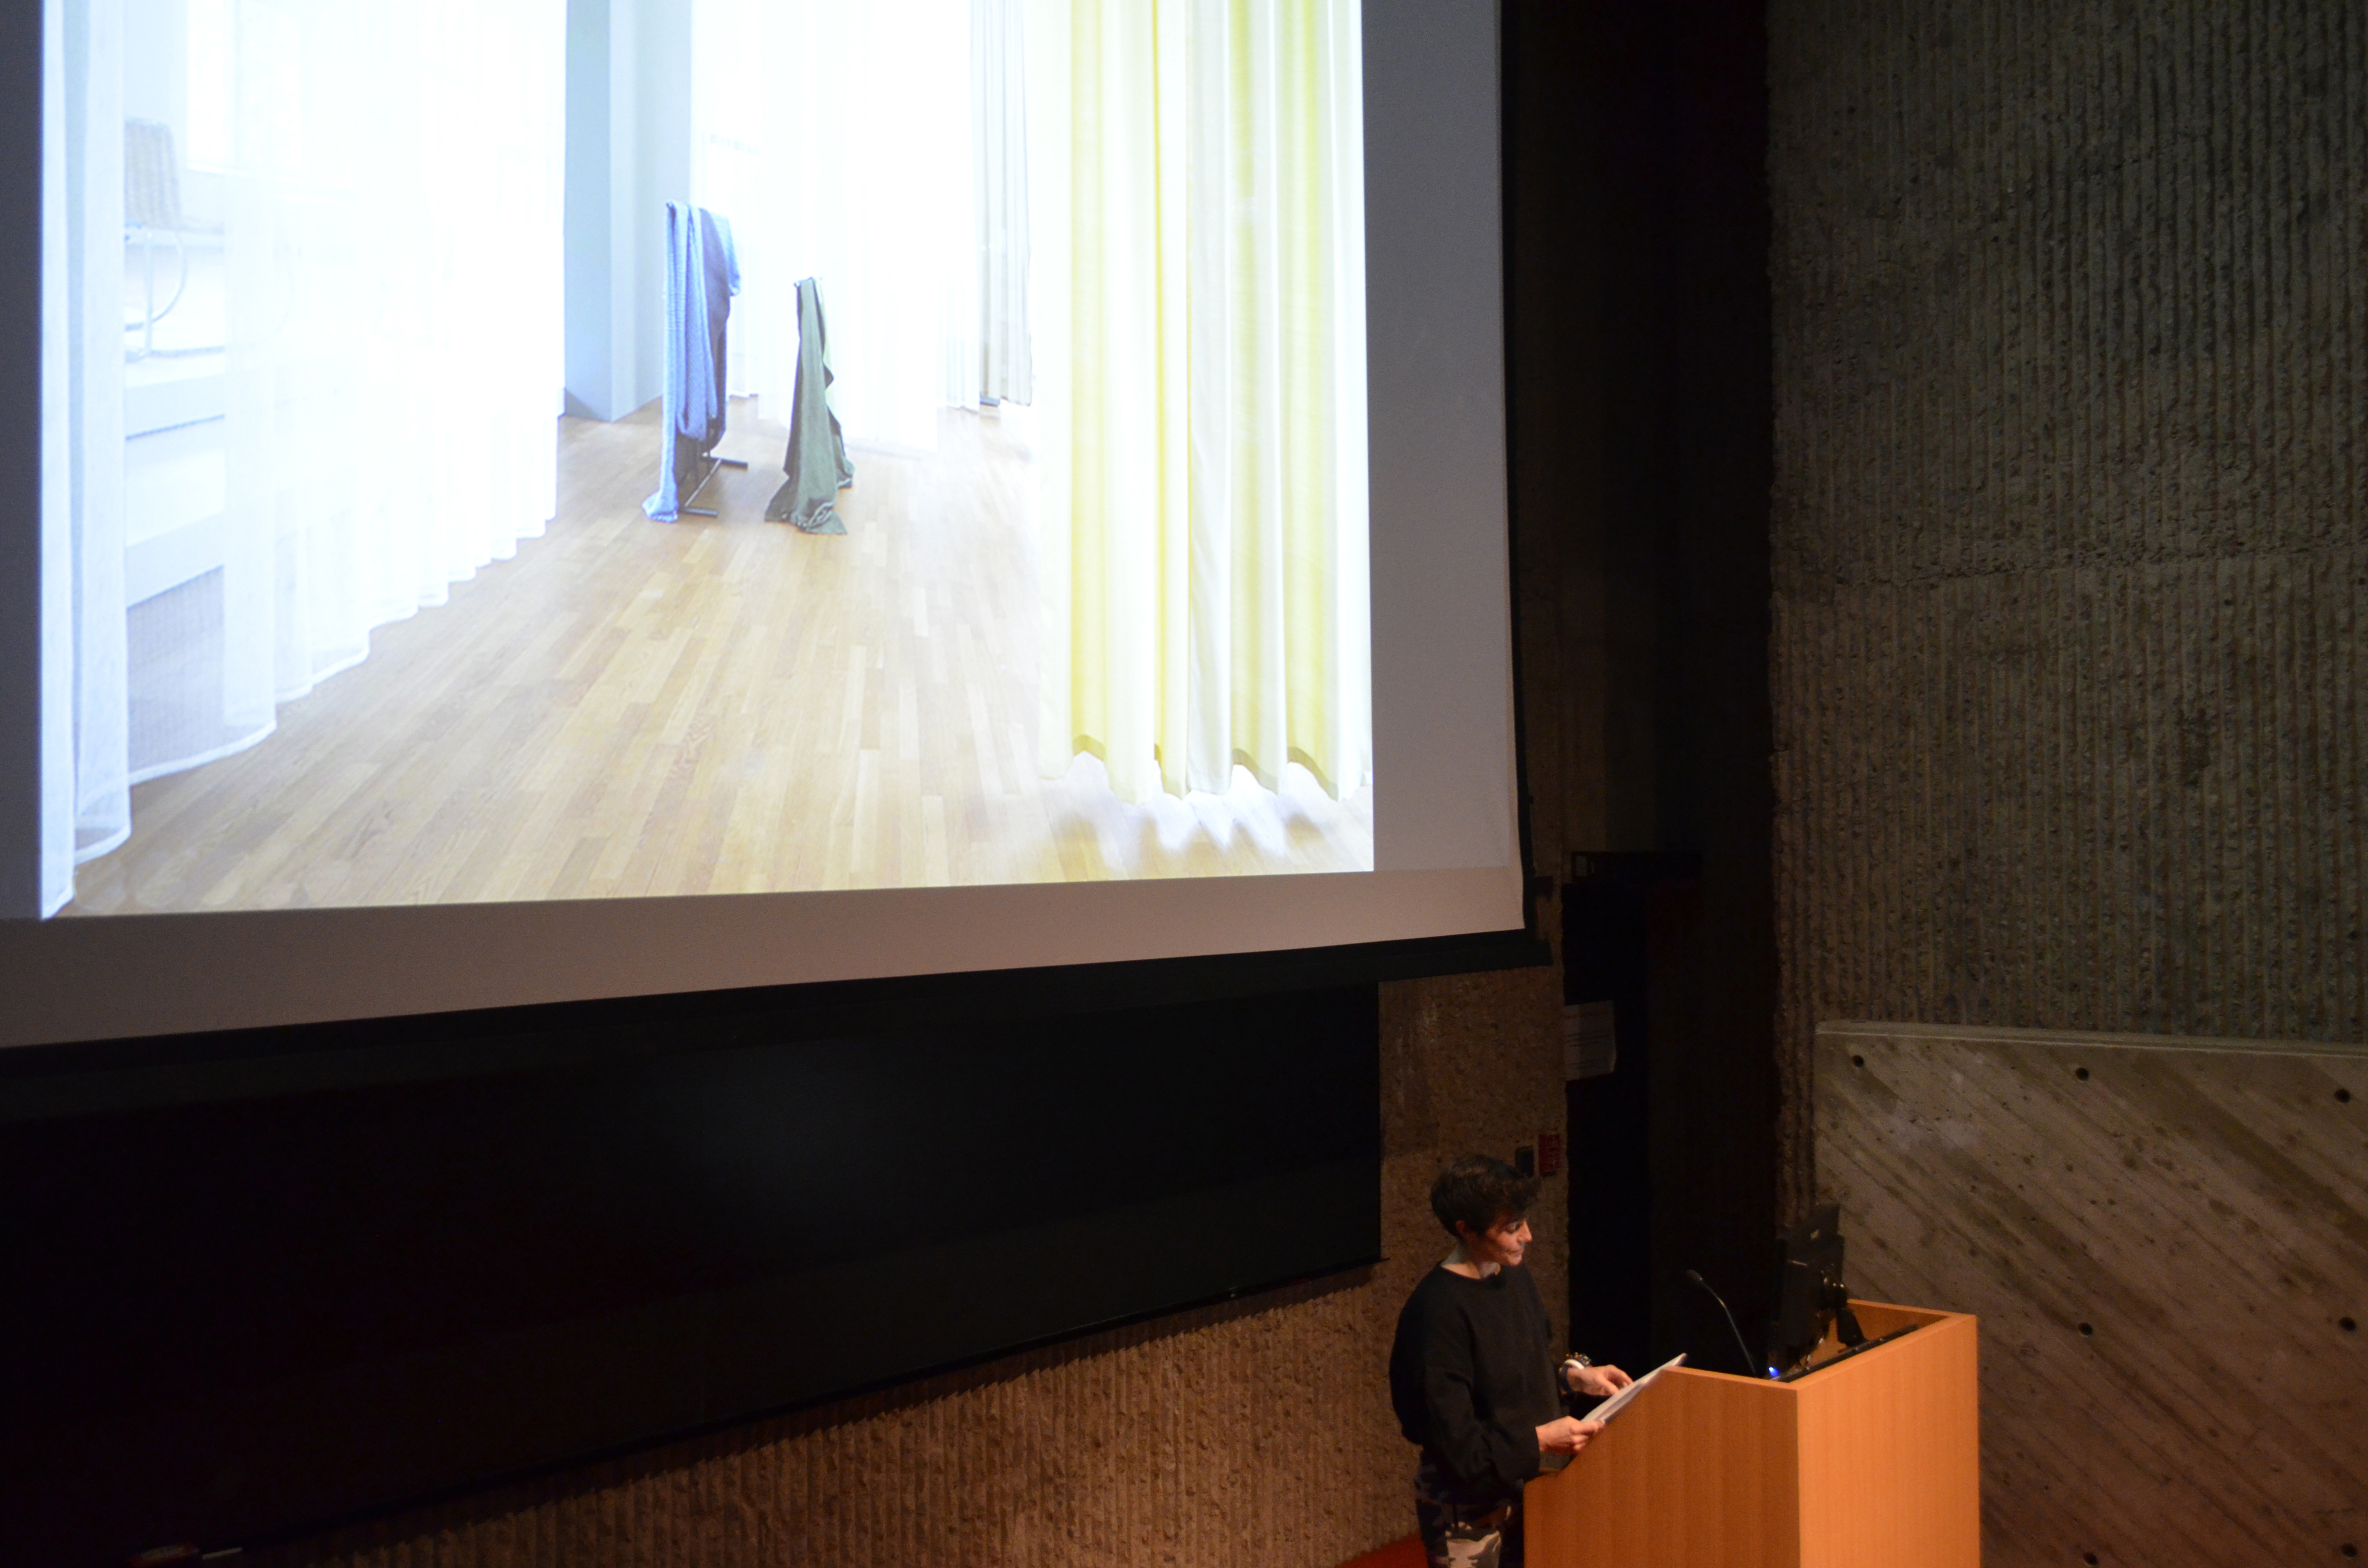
1,986,1381,1564
1504,0,1778,1372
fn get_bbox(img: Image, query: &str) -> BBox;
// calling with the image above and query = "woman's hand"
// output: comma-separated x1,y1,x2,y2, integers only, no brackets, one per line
1567,1363,1634,1399
1534,1416,1605,1456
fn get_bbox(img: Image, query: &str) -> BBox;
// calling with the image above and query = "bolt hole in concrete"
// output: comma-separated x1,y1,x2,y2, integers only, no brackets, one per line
1851,1054,1865,1067
2342,1317,2358,1333
2078,1322,2096,1336
2084,1554,2099,1565
2343,1546,2358,1560
2074,1066,2091,1080
2339,1087,2354,1103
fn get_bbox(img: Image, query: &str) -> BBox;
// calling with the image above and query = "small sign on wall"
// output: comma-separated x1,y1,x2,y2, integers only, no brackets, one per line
1563,1000,1617,1080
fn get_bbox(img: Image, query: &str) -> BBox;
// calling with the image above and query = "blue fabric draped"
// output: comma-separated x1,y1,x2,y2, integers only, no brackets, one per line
644,203,740,521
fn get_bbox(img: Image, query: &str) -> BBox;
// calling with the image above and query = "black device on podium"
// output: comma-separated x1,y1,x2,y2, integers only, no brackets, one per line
1766,1201,1868,1376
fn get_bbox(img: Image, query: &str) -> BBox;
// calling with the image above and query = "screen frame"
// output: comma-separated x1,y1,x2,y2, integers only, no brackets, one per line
0,924,1544,1111
0,0,41,924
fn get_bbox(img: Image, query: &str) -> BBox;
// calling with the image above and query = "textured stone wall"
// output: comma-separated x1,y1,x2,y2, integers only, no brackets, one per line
258,970,1565,1568
1768,0,2368,1210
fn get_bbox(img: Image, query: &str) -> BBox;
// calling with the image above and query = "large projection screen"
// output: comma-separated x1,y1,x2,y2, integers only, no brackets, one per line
0,0,1517,1049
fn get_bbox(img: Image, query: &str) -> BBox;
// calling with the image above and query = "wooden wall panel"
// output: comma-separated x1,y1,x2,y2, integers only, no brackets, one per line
245,970,1566,1568
1816,1022,2368,1567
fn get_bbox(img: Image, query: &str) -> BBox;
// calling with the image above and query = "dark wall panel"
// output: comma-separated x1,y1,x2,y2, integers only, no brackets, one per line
2,989,1381,1565
0,968,1567,1568
1507,0,1780,1369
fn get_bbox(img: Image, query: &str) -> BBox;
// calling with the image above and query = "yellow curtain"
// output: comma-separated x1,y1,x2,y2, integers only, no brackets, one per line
1034,0,1369,806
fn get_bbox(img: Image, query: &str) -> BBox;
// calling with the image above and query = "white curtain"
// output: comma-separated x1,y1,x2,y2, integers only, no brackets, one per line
39,0,86,914
39,0,565,915
694,0,977,453
975,0,1032,405
56,0,132,893
1033,0,1370,806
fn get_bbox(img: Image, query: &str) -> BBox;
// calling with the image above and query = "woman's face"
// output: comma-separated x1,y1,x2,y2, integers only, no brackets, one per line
1461,1211,1531,1270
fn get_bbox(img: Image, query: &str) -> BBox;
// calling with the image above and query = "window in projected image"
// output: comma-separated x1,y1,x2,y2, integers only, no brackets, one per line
37,0,1370,919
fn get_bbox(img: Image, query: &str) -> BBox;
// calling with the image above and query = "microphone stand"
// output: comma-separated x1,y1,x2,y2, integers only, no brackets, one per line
1685,1268,1767,1378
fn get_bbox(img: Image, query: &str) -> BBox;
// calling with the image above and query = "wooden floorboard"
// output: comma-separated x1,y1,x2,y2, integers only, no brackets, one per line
68,400,1371,914
1815,1021,2368,1568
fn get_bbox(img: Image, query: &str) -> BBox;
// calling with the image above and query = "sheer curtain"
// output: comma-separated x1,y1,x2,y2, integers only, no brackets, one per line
694,0,976,453
39,0,564,915
39,0,85,913
975,0,1033,405
51,0,131,902
1033,0,1370,806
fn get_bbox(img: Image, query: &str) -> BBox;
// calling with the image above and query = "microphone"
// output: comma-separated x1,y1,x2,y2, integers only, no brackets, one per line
1685,1269,1768,1378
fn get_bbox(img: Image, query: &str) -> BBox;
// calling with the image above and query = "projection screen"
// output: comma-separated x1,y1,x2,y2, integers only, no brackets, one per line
0,0,1517,1048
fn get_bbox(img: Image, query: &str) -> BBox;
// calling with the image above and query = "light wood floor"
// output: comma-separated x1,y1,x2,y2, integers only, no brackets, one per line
66,399,1372,914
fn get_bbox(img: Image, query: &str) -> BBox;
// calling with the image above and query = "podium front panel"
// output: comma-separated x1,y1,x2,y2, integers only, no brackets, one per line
1526,1302,1979,1568
1794,1304,1980,1568
1527,1368,1801,1568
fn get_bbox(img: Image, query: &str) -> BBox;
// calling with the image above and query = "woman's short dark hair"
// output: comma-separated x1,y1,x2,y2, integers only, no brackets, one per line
1430,1155,1540,1237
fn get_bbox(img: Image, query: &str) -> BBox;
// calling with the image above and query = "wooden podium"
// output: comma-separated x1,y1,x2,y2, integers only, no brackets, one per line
1525,1302,1979,1568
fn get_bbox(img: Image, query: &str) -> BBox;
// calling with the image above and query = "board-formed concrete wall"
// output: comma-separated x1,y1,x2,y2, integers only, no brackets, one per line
1767,0,2368,1210
1772,3,2367,1559
1818,1022,2367,1567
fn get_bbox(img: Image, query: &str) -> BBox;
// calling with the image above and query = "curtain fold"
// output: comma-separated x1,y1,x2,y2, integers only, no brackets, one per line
975,0,1034,405
62,0,131,882
37,0,82,915
40,0,565,911
1037,0,1369,807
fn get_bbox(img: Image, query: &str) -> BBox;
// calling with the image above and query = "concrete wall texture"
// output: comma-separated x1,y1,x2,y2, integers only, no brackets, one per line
1768,0,2368,1192
1772,2,2367,1556
1818,1022,2367,1566
261,970,1566,1568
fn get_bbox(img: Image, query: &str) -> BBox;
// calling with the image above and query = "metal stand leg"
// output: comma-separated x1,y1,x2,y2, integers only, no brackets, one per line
679,453,750,518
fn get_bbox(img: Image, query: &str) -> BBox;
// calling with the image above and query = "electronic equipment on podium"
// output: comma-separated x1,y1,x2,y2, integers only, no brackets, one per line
1767,1201,1865,1376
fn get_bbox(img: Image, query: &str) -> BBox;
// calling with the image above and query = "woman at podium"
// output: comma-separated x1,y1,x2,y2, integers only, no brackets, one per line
1388,1156,1632,1568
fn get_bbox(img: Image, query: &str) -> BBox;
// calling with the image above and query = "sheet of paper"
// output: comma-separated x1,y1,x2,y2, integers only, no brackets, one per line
1562,1000,1618,1079
1582,1351,1687,1425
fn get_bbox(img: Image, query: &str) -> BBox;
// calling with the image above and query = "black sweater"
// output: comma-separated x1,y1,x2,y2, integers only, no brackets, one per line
1388,1263,1565,1502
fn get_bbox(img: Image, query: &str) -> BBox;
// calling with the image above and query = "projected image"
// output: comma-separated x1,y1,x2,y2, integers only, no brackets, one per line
33,0,1370,917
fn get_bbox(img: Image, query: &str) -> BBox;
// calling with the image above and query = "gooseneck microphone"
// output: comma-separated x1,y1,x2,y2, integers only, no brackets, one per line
1685,1268,1767,1378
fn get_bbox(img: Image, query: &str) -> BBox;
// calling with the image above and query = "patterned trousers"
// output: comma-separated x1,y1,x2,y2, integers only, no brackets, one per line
1414,1460,1524,1568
